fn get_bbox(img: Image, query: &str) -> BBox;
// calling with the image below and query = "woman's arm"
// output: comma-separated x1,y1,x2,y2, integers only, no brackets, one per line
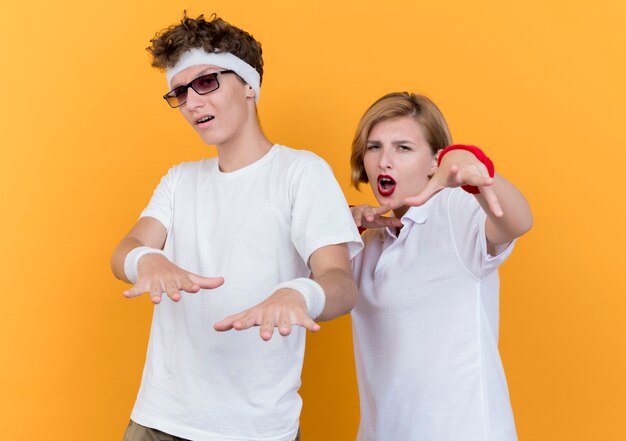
404,148,533,246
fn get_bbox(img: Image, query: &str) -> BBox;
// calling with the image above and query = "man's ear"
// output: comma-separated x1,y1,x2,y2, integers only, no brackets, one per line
245,85,256,99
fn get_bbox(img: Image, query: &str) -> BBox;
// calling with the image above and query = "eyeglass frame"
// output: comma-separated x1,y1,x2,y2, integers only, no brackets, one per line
163,70,236,108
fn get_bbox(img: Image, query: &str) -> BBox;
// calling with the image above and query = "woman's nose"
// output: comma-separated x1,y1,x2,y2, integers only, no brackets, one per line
378,149,392,170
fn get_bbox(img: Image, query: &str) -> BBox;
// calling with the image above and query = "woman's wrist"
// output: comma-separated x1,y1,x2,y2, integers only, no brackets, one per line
437,145,495,194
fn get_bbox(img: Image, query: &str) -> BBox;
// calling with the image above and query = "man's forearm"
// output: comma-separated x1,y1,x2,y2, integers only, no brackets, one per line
314,267,358,322
110,237,145,283
111,217,169,283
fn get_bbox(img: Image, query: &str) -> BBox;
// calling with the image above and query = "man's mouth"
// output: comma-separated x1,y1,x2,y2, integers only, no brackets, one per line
377,174,396,196
196,115,215,125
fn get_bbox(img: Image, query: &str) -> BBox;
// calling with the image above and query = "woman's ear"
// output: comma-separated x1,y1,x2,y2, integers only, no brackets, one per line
430,150,442,173
426,150,441,178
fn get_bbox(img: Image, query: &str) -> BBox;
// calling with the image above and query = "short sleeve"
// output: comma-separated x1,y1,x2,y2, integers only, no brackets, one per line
446,188,515,279
289,159,363,266
139,166,179,233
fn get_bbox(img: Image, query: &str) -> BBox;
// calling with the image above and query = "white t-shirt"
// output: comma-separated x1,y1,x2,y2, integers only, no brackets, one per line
130,145,362,441
351,188,517,441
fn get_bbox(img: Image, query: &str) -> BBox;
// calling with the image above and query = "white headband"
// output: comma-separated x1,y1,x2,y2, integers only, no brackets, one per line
166,48,261,103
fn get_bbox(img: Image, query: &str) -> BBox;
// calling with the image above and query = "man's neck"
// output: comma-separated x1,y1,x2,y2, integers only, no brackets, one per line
215,125,273,173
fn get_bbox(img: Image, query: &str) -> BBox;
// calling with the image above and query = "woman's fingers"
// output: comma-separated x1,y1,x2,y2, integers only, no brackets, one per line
351,204,402,229
404,177,443,206
479,186,503,217
352,207,363,227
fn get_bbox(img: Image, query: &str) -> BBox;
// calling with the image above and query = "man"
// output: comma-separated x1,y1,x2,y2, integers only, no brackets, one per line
111,13,362,441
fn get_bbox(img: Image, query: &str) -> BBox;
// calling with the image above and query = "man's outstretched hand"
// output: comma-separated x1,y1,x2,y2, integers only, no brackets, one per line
123,253,224,304
213,288,320,341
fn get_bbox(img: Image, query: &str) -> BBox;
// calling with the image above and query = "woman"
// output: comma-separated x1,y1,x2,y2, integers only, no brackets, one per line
349,92,532,441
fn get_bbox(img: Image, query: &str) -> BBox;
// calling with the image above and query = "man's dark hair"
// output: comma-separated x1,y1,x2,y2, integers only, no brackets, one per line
147,12,264,84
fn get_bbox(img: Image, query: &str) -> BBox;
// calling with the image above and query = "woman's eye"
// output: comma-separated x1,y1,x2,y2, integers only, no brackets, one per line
398,145,411,151
366,145,380,150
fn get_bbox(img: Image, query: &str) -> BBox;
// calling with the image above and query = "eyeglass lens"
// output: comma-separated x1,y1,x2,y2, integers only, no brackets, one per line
165,74,220,107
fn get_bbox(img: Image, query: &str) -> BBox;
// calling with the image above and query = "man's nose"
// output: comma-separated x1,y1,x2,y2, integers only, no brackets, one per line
184,87,205,110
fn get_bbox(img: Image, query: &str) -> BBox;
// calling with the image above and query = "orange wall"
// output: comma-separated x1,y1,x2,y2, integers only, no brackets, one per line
1,0,625,439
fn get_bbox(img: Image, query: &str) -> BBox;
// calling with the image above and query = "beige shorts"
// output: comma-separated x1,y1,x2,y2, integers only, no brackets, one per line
123,420,301,441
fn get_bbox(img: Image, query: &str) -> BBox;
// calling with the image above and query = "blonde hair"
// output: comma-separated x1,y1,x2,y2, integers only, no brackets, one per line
350,92,452,189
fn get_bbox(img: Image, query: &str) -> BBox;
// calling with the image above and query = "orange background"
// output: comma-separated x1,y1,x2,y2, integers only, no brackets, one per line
1,0,625,439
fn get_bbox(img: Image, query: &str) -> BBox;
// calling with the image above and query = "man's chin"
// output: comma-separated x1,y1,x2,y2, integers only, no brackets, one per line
196,131,223,147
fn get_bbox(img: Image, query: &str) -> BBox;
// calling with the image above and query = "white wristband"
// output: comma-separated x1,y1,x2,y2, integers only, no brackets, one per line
123,246,166,284
273,278,326,319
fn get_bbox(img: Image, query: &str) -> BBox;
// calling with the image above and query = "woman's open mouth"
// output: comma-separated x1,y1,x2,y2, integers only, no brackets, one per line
377,174,396,197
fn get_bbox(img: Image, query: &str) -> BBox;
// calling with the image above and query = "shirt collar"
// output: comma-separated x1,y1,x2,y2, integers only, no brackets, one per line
401,199,433,225
383,194,437,239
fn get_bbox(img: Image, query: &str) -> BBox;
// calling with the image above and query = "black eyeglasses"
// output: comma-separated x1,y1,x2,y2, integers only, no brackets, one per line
163,70,236,108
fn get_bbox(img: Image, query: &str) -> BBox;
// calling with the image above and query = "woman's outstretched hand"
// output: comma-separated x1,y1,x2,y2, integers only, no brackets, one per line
404,149,503,217
350,204,404,229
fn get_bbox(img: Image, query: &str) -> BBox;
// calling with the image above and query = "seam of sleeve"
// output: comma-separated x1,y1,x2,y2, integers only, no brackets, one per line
302,233,364,268
139,163,183,234
447,190,483,282
477,210,516,274
138,212,171,233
